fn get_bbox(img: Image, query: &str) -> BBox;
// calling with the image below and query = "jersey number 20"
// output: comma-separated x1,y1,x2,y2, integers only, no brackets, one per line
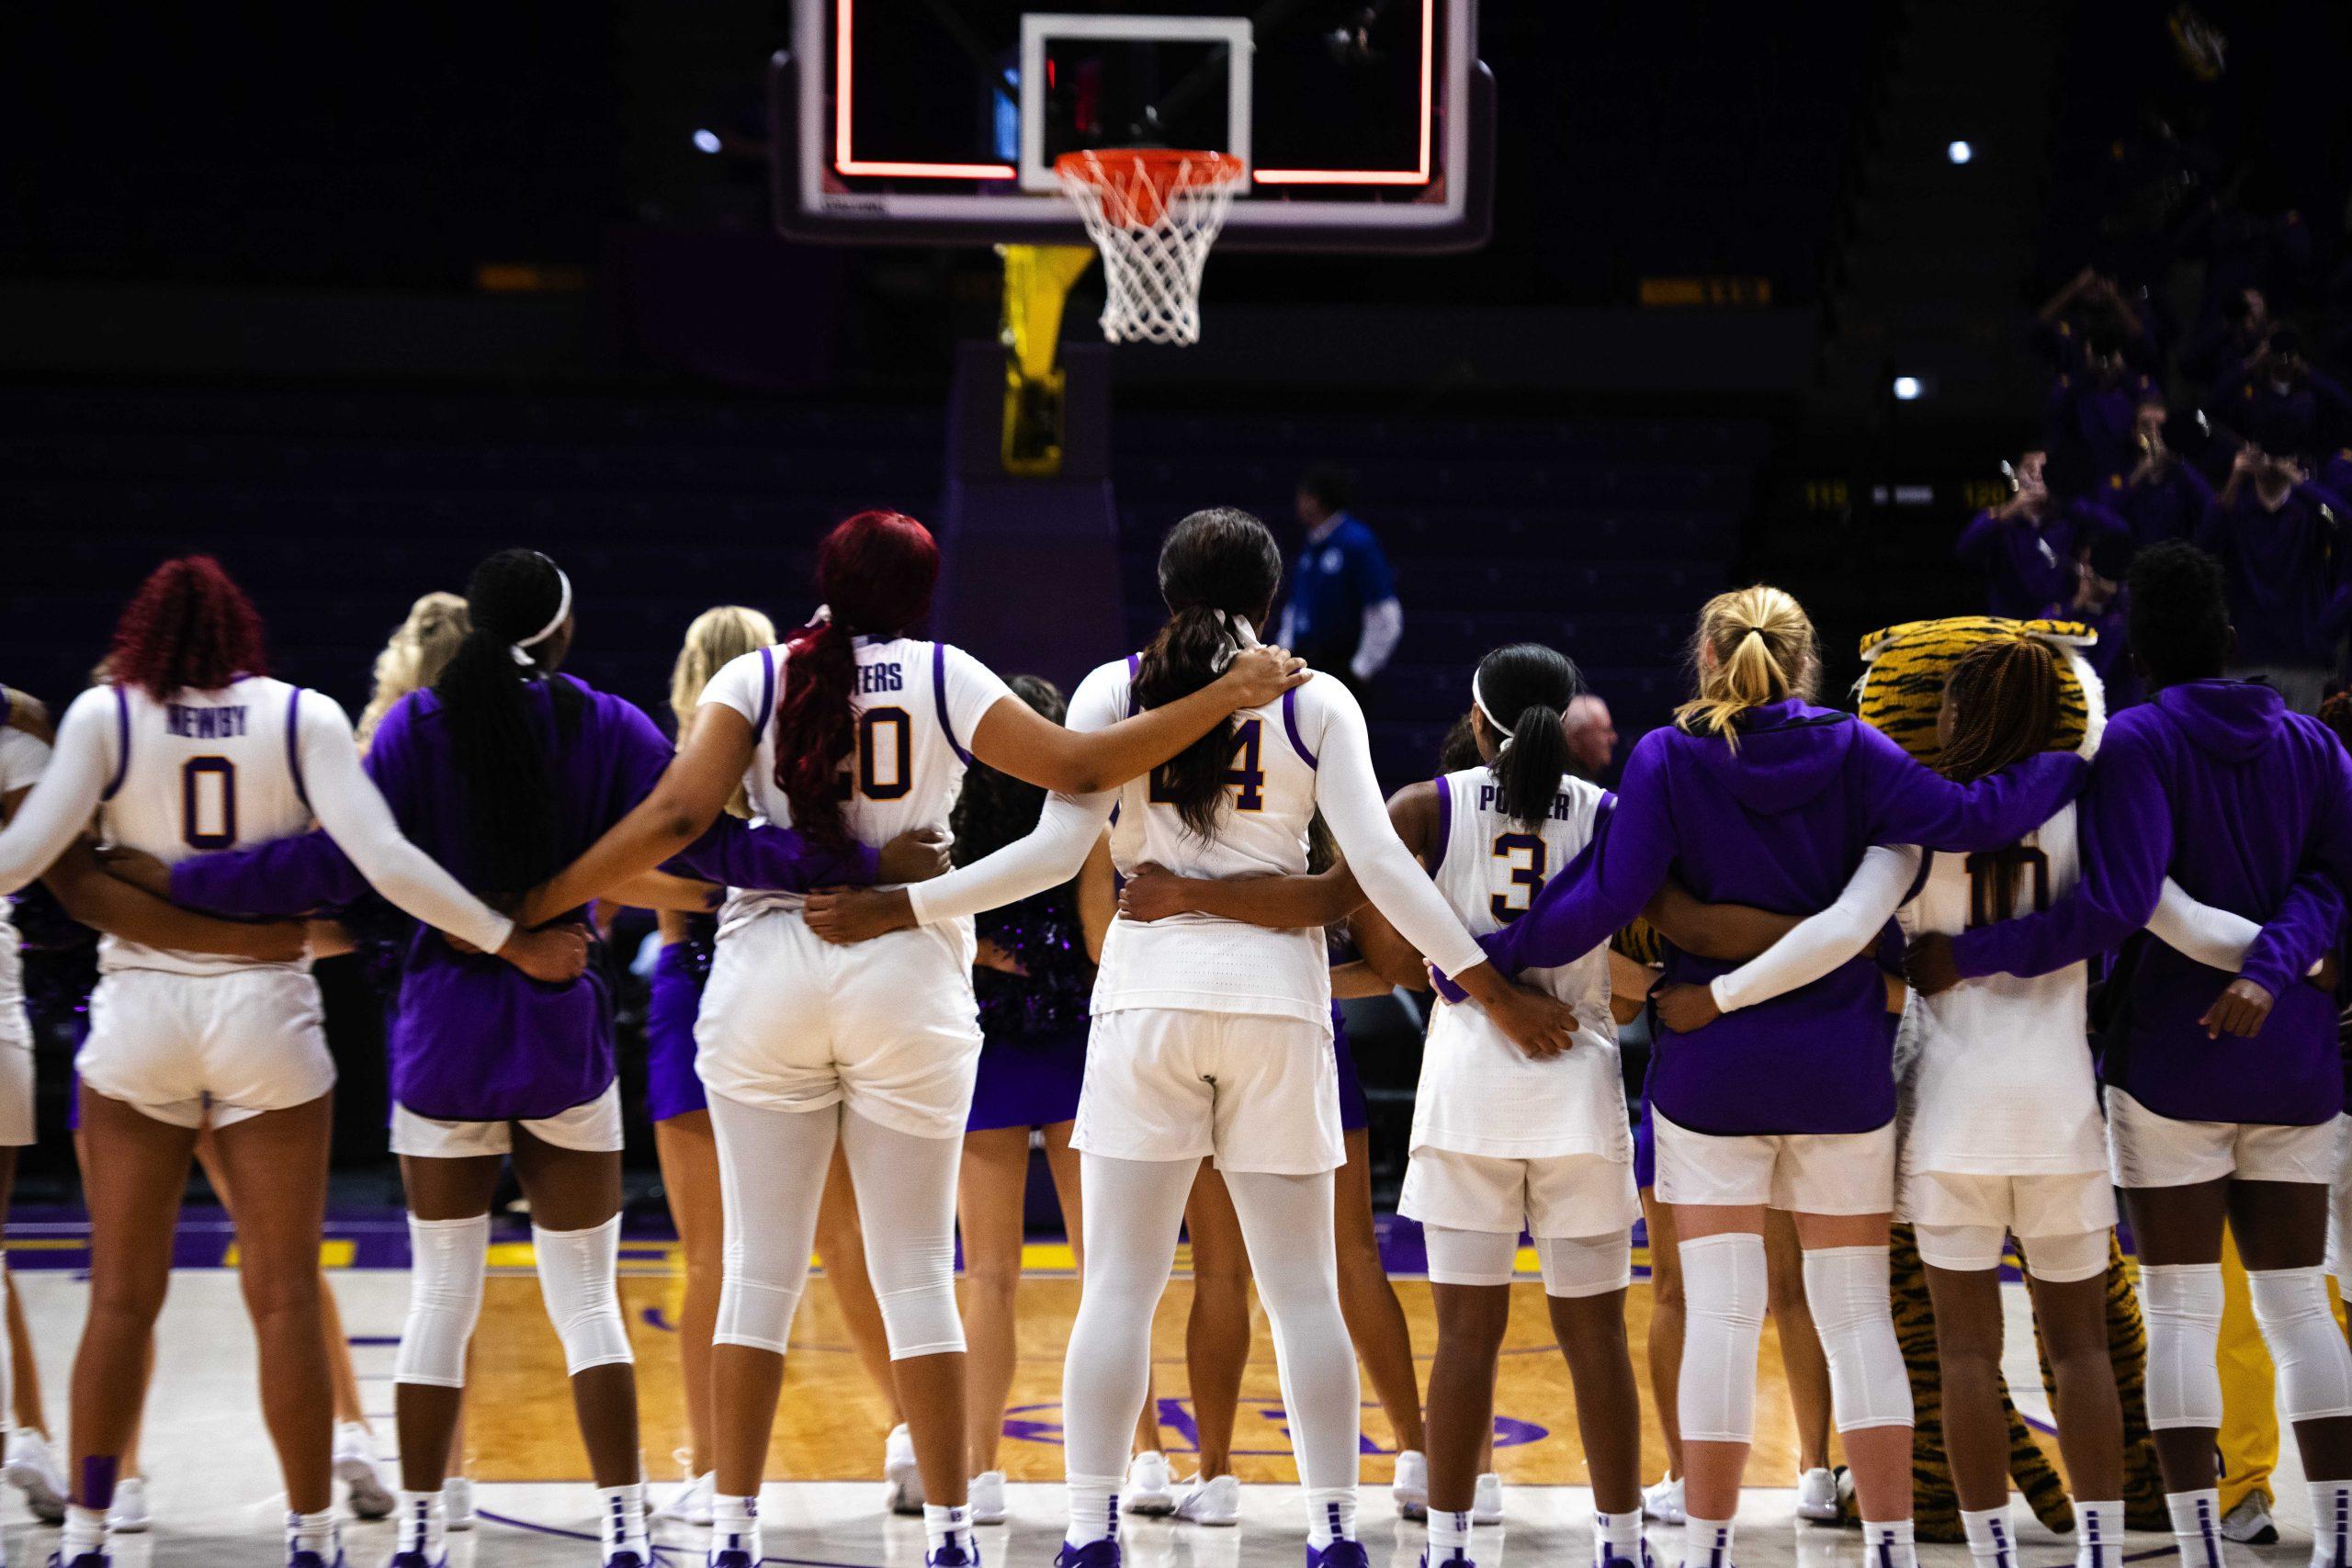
1148,718,1266,813
181,756,237,850
1491,831,1546,924
838,707,911,802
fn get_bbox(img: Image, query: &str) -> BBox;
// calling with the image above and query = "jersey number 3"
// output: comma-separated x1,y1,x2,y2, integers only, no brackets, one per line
1491,831,1546,924
180,756,237,850
1148,718,1266,813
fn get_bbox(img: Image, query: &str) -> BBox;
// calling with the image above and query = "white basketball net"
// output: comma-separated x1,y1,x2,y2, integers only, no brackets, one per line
1055,150,1244,346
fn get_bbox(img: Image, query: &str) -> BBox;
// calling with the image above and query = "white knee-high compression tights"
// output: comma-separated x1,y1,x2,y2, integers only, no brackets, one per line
840,1111,965,1359
707,1091,836,1353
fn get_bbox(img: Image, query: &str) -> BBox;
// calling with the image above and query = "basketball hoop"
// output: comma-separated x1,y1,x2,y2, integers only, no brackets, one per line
1054,149,1246,345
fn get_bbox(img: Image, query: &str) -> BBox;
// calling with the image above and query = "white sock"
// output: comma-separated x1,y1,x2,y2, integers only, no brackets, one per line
926,1502,975,1561
1864,1518,1919,1568
1430,1508,1473,1562
1066,1475,1119,1548
1306,1487,1358,1549
2075,1500,2123,1568
286,1506,338,1560
397,1488,447,1557
1961,1506,2017,1568
1685,1515,1733,1568
1596,1507,1643,1565
2312,1483,2351,1568
712,1493,762,1560
62,1503,106,1558
2167,1489,2225,1568
597,1482,649,1557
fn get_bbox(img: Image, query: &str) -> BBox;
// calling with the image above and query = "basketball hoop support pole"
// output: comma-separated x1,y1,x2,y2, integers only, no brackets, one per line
997,243,1096,478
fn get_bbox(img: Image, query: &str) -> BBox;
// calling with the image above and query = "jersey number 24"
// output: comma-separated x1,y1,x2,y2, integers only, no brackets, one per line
1148,718,1266,813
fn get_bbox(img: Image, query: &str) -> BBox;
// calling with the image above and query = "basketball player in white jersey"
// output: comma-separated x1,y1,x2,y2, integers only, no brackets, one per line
513,511,1307,1568
0,558,583,1568
800,511,1582,1568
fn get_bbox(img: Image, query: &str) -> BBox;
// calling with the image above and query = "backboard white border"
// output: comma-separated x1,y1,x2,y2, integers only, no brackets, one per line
792,0,1474,237
1016,15,1253,194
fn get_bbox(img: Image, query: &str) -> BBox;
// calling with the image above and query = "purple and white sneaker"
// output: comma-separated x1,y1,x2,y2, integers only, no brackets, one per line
1055,1542,1122,1568
1307,1544,1371,1568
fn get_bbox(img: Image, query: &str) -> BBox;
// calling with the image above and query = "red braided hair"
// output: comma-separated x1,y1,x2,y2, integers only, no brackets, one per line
772,512,941,844
108,556,269,702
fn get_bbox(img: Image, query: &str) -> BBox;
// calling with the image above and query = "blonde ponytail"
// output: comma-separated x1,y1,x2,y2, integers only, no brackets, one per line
357,591,470,752
671,604,779,819
1675,585,1817,747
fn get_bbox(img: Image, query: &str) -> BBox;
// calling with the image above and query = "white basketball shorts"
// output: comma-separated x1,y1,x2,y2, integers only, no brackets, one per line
78,966,334,1131
1075,1007,1342,1175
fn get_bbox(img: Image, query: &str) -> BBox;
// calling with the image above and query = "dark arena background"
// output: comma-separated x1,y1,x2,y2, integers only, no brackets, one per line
5,1,2352,1563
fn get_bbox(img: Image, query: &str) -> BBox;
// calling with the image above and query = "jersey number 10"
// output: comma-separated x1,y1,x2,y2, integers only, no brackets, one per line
1148,718,1266,813
1964,844,2051,928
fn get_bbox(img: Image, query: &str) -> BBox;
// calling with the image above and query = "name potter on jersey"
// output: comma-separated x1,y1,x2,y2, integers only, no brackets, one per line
1474,782,1579,824
164,703,251,739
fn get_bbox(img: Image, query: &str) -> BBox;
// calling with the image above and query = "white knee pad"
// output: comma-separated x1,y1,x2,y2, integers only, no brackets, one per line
1677,1232,1767,1444
395,1213,490,1388
2138,1262,2224,1430
1537,1232,1633,1299
1802,1246,1913,1433
2019,1230,2109,1285
532,1217,633,1376
2248,1267,2352,1425
870,1227,965,1360
1424,1226,1519,1288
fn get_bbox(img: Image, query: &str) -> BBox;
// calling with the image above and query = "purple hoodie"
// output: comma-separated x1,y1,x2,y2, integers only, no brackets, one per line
167,676,876,1122
1957,502,2129,622
2195,481,2352,668
1952,681,2352,1124
1477,701,2086,1136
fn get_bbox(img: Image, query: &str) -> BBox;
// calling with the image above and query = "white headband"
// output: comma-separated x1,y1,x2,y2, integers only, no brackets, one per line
509,565,572,667
1472,669,1514,740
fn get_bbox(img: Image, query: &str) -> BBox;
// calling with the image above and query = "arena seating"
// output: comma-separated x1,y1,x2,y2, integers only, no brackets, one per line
0,389,1760,787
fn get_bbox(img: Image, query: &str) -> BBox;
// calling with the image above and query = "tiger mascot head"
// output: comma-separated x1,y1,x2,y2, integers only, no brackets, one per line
1853,615,2106,766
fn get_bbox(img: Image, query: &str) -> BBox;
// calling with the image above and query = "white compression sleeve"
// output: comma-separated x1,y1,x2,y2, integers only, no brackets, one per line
1802,1246,1913,1433
0,688,112,895
1063,1154,1194,1506
2145,877,2261,971
906,788,1113,926
1308,679,1487,978
707,1089,835,1352
532,1215,632,1375
1223,1168,1361,1496
395,1213,490,1387
2140,1263,2225,1429
840,1111,964,1359
294,694,516,954
1710,843,1918,1013
1678,1232,1767,1443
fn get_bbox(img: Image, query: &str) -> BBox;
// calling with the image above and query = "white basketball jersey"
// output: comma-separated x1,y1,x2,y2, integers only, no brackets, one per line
1412,764,1627,1161
96,678,316,976
1082,658,1331,1024
1894,802,2106,1175
703,636,1011,935
0,728,50,1025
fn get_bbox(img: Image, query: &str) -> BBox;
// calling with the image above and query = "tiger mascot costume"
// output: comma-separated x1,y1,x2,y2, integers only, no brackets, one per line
1844,615,2165,1539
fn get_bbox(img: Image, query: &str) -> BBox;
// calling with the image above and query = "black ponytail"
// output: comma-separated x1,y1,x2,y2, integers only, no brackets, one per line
435,548,574,901
1475,642,1582,829
1133,508,1284,840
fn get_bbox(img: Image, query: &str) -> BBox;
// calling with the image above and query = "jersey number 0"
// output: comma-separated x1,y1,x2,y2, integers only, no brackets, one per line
180,756,237,850
838,707,912,802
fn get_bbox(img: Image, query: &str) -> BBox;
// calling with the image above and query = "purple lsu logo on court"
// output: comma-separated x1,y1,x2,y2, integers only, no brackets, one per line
1001,1401,1546,1456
